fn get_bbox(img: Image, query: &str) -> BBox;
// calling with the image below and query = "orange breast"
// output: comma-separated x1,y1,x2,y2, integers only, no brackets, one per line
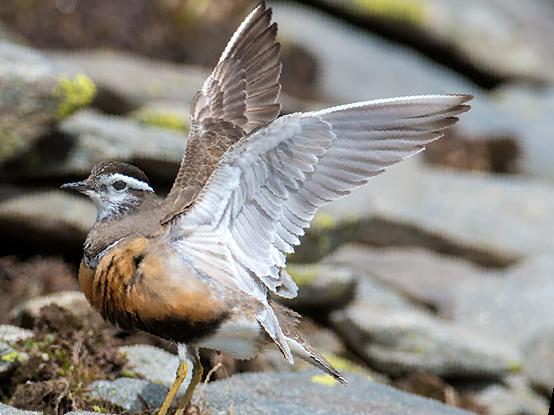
78,236,229,343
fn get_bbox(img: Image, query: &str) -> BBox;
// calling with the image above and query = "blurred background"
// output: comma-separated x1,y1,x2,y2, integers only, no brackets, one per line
0,1,553,414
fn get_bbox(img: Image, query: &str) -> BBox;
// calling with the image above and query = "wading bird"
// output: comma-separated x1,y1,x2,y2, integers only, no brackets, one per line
61,2,471,414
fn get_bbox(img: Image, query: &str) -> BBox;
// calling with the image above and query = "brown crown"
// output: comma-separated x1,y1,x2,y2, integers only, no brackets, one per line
90,161,150,184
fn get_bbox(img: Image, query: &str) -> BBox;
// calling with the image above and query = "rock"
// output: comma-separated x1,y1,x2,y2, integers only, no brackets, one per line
88,378,168,412
319,0,554,83
10,291,94,328
0,342,26,378
197,371,476,415
0,41,95,164
3,110,187,180
119,344,191,392
451,254,554,348
324,244,490,313
523,328,554,393
272,3,475,104
312,160,554,263
466,376,549,415
0,403,40,415
0,325,33,343
331,304,520,378
48,50,206,112
0,190,94,251
280,264,357,313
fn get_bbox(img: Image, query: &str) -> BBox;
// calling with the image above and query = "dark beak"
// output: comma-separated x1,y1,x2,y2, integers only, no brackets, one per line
59,180,89,193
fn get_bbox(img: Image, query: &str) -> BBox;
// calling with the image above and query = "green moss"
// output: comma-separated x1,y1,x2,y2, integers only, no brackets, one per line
133,109,190,133
287,264,320,286
349,0,429,26
55,74,96,119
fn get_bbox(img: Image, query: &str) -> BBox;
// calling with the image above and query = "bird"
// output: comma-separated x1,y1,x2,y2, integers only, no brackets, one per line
60,2,472,414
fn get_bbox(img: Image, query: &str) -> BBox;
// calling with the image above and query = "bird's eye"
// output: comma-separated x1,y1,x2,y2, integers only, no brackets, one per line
112,180,127,191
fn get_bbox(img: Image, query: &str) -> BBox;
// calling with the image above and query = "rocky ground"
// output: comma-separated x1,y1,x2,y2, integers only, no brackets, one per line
1,0,553,414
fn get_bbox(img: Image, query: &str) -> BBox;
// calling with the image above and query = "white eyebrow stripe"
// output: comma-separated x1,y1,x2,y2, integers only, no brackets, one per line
110,173,154,192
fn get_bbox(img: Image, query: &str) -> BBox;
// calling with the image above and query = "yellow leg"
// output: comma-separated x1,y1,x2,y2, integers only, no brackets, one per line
174,361,204,415
157,360,188,415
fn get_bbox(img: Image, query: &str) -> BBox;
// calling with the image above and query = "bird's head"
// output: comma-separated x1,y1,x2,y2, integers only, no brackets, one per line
61,161,155,221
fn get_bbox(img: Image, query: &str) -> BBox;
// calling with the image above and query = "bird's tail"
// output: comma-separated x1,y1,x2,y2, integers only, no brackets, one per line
270,300,347,384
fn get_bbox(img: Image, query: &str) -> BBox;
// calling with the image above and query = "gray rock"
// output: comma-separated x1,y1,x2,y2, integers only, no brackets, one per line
0,403,40,415
0,41,95,164
272,3,474,104
280,264,357,312
88,378,168,412
197,371,475,415
0,325,33,343
119,344,190,391
10,291,94,328
324,244,492,313
0,191,95,243
523,328,554,393
48,50,206,110
6,110,187,180
331,304,520,378
320,0,554,83
467,376,549,415
451,254,554,348
317,160,554,260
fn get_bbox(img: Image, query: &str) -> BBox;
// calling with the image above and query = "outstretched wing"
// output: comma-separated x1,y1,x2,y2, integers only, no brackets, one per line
161,1,282,223
169,94,472,360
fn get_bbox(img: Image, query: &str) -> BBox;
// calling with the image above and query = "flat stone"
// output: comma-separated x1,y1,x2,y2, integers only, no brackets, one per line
331,304,520,378
0,325,33,343
48,50,206,110
466,376,549,415
197,370,476,415
88,378,168,412
280,263,357,312
10,291,94,328
324,244,490,313
451,254,554,348
0,190,94,242
119,344,191,393
319,0,554,83
5,110,187,180
523,328,554,393
317,160,554,261
0,403,40,415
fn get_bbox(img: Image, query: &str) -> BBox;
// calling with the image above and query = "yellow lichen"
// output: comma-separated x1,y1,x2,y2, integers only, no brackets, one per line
1,350,25,363
55,74,96,119
311,373,338,386
312,212,337,230
507,360,522,373
287,264,320,286
323,353,362,374
133,109,190,133
349,0,430,26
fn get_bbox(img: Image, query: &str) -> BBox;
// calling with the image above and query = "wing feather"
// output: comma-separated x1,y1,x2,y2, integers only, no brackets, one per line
161,1,282,223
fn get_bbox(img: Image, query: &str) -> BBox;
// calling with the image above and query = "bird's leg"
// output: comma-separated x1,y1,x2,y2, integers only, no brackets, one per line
174,358,204,415
157,360,188,415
